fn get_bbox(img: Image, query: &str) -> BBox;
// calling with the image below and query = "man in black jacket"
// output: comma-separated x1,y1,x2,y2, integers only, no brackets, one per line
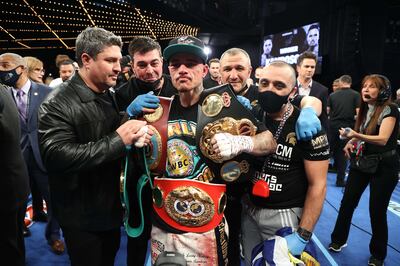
0,83,30,266
38,27,150,266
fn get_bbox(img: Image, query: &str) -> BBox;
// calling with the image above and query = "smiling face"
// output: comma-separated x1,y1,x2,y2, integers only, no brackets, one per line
82,45,122,91
220,52,252,93
132,49,163,82
168,53,207,93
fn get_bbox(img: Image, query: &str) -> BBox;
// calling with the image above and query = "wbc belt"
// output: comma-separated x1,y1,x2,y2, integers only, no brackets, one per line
196,84,260,183
152,178,227,233
140,96,173,174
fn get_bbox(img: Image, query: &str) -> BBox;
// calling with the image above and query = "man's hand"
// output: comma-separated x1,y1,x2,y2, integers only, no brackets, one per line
116,120,149,146
284,231,308,256
211,133,254,161
237,95,252,110
126,91,160,117
296,107,321,140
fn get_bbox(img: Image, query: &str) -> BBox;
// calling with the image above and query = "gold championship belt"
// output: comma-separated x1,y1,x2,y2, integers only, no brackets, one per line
196,84,261,183
140,96,174,174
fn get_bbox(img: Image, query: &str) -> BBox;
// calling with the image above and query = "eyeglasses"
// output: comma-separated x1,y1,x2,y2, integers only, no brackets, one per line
33,68,45,74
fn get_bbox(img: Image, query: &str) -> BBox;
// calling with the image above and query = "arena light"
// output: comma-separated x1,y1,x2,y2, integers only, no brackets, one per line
204,46,211,56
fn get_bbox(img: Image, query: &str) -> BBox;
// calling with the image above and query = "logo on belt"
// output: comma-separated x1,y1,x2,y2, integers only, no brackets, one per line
167,139,195,176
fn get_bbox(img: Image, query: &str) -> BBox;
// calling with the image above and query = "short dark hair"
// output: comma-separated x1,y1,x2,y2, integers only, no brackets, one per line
339,75,352,85
297,51,317,66
75,27,122,67
128,36,162,60
307,24,320,34
208,58,219,66
59,59,74,67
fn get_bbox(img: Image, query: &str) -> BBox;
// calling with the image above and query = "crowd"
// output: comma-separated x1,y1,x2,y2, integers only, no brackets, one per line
1,26,399,266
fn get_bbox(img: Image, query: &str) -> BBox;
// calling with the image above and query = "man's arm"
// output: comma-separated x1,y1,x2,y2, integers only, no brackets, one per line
299,159,328,232
211,130,276,161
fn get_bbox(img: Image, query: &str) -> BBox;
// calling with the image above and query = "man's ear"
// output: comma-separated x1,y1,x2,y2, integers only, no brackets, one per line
202,64,209,78
289,86,298,99
81,53,92,68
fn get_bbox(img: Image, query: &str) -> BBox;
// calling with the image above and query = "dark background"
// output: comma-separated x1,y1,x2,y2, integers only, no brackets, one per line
1,0,399,93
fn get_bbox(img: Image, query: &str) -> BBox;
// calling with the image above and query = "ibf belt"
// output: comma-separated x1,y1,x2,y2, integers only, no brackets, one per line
152,178,227,233
196,84,260,183
140,96,173,174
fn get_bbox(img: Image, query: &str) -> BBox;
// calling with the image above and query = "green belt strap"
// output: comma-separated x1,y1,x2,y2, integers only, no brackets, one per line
122,148,153,238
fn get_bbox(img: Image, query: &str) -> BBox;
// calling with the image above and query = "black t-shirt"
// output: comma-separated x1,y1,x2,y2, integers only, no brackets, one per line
364,103,399,155
249,107,330,209
203,76,220,89
328,88,361,129
115,74,177,111
165,96,216,182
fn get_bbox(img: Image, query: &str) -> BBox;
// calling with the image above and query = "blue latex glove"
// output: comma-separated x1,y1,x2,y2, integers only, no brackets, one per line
237,95,252,110
284,231,308,256
126,91,160,117
295,107,321,141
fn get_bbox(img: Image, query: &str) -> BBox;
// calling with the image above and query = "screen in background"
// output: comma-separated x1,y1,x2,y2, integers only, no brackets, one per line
260,22,322,73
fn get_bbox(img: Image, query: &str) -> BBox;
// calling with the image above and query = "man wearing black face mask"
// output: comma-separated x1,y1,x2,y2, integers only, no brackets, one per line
114,36,177,266
241,61,330,266
0,53,65,254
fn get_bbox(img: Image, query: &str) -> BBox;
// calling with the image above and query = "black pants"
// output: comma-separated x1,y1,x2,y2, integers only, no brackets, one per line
224,183,245,266
62,227,121,266
26,146,61,242
331,155,398,260
126,178,152,266
0,202,27,266
328,126,348,182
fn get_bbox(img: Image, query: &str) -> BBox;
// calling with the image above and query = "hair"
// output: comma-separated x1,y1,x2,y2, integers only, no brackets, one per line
220,48,252,67
59,59,74,67
333,79,340,84
339,75,352,86
354,74,392,135
55,54,71,68
128,36,161,59
75,27,122,67
396,88,400,96
208,58,220,66
307,24,320,34
267,60,296,88
0,53,27,68
24,56,43,74
296,51,317,66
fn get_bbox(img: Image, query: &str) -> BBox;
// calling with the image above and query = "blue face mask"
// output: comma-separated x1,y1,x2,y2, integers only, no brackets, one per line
0,67,21,87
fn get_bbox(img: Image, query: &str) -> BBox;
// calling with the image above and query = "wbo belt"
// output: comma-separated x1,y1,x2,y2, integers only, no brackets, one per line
152,178,227,233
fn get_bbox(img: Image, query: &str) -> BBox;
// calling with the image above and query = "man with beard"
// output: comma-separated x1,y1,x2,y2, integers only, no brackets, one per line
148,35,277,265
203,58,221,89
114,36,177,266
241,61,329,265
219,47,324,266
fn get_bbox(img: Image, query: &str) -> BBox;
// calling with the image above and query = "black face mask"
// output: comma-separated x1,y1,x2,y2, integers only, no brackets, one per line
136,78,162,92
0,67,21,87
255,78,260,84
258,90,289,114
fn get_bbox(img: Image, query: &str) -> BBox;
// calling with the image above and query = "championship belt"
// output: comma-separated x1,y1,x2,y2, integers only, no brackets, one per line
140,96,174,174
196,84,260,183
152,178,227,233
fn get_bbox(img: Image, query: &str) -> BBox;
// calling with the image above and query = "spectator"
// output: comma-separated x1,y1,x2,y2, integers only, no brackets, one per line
25,56,45,84
203,58,221,89
49,59,75,88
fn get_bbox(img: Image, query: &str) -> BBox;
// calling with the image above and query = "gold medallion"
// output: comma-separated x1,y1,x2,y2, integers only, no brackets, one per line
199,117,257,163
164,186,214,227
144,104,163,123
145,125,162,170
202,94,224,117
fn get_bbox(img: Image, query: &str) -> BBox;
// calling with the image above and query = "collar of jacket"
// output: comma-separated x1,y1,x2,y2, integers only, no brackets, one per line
70,73,101,103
